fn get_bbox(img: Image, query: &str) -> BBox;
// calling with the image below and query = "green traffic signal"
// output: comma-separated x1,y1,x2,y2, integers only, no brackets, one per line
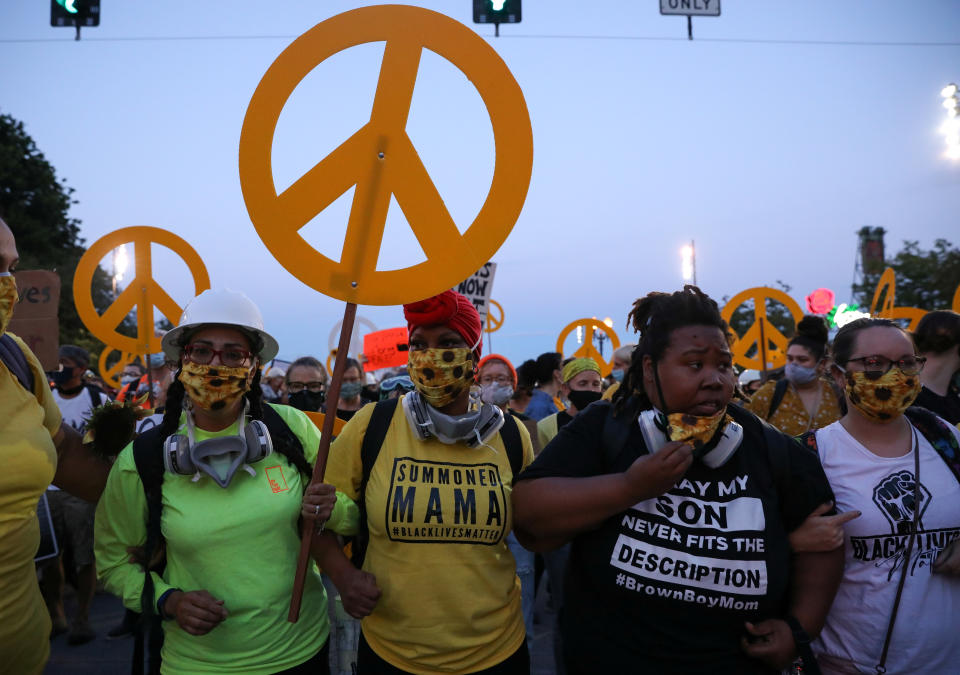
473,0,521,25
54,0,78,13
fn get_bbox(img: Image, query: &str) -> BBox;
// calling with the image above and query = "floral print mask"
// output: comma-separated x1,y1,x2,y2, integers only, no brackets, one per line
179,361,251,412
843,368,921,424
408,347,475,409
0,273,18,335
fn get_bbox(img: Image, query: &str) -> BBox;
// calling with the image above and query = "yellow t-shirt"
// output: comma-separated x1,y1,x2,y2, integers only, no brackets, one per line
0,333,62,675
325,397,533,674
745,378,842,437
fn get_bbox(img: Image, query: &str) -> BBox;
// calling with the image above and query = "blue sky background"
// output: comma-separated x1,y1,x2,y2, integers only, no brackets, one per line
2,1,958,366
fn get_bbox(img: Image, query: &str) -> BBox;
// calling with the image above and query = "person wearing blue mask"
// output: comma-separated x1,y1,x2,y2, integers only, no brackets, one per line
322,357,365,421
602,343,637,401
747,316,843,437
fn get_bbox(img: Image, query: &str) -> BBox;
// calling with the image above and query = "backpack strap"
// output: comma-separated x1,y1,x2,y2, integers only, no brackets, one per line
131,425,167,675
798,430,819,454
351,398,399,568
500,412,524,481
767,378,790,421
87,384,101,411
905,406,960,485
0,333,34,393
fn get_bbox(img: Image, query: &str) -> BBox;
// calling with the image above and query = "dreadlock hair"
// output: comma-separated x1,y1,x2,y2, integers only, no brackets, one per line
611,285,730,416
157,363,313,480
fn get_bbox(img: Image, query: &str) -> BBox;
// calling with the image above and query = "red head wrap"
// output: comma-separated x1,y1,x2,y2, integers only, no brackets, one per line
404,290,483,358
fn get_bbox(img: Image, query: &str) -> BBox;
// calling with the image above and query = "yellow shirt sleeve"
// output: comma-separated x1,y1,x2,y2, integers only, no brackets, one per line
10,333,62,437
322,403,375,533
537,413,559,450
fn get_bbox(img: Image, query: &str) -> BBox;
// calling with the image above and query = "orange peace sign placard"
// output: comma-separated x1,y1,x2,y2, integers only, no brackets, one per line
239,5,533,306
74,227,211,355
869,267,927,330
556,318,621,377
721,287,804,371
98,349,138,390
485,299,504,333
953,283,960,313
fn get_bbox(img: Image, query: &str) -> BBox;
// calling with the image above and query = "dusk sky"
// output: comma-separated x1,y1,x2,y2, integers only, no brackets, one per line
2,1,958,367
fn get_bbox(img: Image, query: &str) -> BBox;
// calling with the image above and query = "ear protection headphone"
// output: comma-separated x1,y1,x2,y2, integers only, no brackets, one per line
163,405,273,477
637,409,743,469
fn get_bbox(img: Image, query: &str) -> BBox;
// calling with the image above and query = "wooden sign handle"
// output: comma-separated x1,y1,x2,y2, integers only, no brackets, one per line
288,301,358,622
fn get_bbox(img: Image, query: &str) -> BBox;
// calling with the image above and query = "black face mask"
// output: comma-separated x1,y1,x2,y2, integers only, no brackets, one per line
51,367,81,392
567,389,602,411
288,390,325,412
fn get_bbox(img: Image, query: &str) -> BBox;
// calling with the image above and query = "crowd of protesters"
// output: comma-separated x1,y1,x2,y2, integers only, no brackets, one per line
2,214,960,673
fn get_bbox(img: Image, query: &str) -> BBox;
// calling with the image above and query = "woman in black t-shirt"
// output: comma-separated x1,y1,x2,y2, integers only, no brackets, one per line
913,310,960,425
513,286,843,675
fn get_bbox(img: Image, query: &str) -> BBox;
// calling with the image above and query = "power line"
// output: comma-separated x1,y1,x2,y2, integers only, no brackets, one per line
0,32,958,47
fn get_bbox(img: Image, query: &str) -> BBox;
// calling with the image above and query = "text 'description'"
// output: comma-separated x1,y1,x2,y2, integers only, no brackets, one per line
610,535,768,595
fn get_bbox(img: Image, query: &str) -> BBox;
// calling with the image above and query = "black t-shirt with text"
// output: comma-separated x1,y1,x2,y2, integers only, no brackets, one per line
518,402,833,674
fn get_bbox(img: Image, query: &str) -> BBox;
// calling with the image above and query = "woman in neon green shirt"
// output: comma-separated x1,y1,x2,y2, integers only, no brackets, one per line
96,289,351,674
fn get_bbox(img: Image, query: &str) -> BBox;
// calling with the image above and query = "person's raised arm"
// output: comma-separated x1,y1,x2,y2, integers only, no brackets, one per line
52,422,110,502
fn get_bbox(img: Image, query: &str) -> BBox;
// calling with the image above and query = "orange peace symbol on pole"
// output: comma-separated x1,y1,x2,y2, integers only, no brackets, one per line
721,287,804,371
74,227,211,355
326,350,337,375
98,349,138,390
485,299,504,333
953,283,960,313
238,5,533,306
869,267,927,330
556,318,621,377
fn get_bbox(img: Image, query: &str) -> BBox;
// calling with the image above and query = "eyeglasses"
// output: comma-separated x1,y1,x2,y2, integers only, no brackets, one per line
478,374,512,386
843,355,926,380
183,343,252,368
287,381,325,393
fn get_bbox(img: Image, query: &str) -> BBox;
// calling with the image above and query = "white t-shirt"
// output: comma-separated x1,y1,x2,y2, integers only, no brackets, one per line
812,419,960,674
52,387,111,433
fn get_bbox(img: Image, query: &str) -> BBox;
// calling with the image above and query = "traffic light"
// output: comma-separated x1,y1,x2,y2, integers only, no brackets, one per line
50,0,100,28
473,0,521,25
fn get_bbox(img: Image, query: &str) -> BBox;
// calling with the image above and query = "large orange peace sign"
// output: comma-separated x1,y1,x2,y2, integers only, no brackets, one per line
556,318,621,377
721,287,804,371
485,299,504,333
239,6,533,306
74,227,211,355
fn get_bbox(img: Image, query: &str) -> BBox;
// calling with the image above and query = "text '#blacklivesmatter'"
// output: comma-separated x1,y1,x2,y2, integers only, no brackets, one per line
384,458,508,545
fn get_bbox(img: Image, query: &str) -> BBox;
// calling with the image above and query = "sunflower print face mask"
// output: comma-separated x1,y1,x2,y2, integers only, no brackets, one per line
0,273,18,335
179,361,251,412
408,347,475,409
664,408,730,454
843,368,921,424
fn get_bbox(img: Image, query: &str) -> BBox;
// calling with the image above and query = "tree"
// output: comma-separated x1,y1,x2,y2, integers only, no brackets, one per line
871,239,960,311
0,111,129,366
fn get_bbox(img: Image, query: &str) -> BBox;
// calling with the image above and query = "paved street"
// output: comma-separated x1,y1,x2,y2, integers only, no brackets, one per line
47,578,558,674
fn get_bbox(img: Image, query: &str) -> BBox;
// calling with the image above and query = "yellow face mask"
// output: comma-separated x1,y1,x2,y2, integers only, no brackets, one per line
844,368,921,424
408,347,475,409
178,361,251,412
664,409,730,453
0,273,18,335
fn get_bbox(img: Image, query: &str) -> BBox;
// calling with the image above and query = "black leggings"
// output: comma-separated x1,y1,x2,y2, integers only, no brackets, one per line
357,631,530,675
275,641,330,674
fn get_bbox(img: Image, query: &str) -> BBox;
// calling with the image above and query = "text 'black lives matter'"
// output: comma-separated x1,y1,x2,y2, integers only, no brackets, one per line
385,457,508,545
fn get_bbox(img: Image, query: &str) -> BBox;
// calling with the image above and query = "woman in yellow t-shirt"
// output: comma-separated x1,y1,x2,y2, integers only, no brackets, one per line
747,315,843,436
0,219,110,675
306,290,533,675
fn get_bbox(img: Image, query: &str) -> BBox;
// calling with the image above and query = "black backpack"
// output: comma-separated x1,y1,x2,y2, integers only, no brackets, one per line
349,399,525,567
0,333,34,392
130,404,307,675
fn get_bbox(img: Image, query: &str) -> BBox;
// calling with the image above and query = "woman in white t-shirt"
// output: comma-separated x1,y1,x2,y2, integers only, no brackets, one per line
810,317,960,675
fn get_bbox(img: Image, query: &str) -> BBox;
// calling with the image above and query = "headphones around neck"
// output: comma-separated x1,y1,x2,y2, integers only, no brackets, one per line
637,409,743,469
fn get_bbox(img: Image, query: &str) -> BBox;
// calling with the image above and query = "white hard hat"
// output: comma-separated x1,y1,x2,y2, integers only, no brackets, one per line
161,289,279,363
738,369,761,385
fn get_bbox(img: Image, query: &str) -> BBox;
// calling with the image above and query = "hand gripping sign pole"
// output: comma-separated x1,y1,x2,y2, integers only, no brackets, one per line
238,5,533,621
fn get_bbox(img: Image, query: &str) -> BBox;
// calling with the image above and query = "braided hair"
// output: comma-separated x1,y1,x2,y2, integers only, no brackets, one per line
158,358,313,480
611,285,730,416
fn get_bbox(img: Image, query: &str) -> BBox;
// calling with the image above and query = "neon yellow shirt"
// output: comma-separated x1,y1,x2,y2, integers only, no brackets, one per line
95,403,354,674
0,333,61,675
325,397,533,674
